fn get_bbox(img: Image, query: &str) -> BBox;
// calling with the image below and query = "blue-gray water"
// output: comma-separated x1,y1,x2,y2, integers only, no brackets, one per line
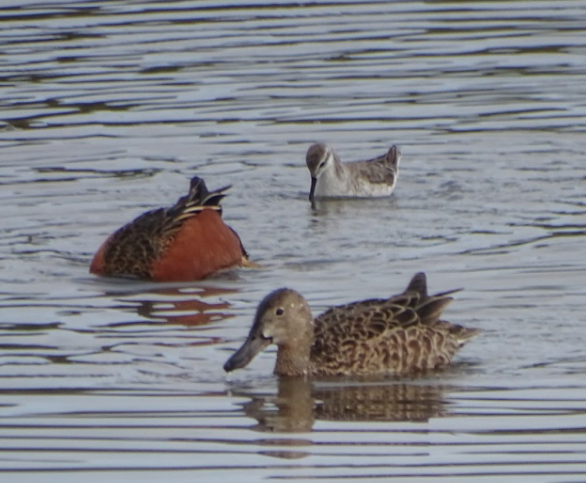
1,1,586,481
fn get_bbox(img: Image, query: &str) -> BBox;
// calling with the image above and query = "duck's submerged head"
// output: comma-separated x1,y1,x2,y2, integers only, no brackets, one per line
223,288,314,375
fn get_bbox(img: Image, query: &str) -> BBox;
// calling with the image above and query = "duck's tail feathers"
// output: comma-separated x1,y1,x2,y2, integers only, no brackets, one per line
404,272,465,326
417,296,454,326
187,176,231,207
169,176,231,220
442,323,481,346
404,272,428,298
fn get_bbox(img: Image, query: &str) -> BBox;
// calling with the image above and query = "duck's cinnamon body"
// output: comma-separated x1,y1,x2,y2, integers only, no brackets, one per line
90,177,248,281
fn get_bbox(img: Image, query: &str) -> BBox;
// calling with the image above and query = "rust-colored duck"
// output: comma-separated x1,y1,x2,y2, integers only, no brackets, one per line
90,176,249,281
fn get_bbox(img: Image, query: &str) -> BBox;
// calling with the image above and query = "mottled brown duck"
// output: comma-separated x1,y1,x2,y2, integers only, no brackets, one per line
224,272,479,377
90,176,249,282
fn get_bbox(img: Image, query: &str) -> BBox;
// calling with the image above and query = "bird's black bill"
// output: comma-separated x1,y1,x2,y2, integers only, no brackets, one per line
309,177,317,202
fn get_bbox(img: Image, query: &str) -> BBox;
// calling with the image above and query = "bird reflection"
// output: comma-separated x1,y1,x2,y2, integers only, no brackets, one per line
314,381,446,423
241,378,315,433
309,196,399,217
231,377,447,433
132,285,238,326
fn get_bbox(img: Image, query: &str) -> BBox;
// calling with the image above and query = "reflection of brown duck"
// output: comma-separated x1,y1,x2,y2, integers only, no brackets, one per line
313,382,446,422
225,272,479,377
234,378,447,433
90,176,250,281
241,378,314,433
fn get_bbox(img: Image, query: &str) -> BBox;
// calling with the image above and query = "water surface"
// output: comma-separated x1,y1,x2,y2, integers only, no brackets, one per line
1,0,586,481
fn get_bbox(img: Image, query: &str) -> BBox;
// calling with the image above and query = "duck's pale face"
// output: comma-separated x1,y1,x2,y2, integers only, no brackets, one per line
223,288,313,373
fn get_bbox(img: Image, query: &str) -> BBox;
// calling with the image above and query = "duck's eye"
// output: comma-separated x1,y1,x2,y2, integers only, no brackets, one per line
275,307,284,316
318,161,326,169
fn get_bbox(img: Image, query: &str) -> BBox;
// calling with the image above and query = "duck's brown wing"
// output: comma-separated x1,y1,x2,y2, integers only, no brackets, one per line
314,272,453,336
312,298,470,376
95,208,163,278
311,302,420,375
314,298,420,342
310,272,476,375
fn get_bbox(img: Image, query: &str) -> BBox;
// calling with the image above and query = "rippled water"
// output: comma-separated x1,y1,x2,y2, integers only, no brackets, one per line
1,0,586,481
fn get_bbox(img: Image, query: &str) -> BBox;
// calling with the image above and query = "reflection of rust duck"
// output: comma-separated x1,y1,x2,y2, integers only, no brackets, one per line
90,176,250,281
224,272,479,377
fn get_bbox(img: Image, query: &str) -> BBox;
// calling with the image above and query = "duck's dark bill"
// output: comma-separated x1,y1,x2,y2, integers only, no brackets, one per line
224,334,271,372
